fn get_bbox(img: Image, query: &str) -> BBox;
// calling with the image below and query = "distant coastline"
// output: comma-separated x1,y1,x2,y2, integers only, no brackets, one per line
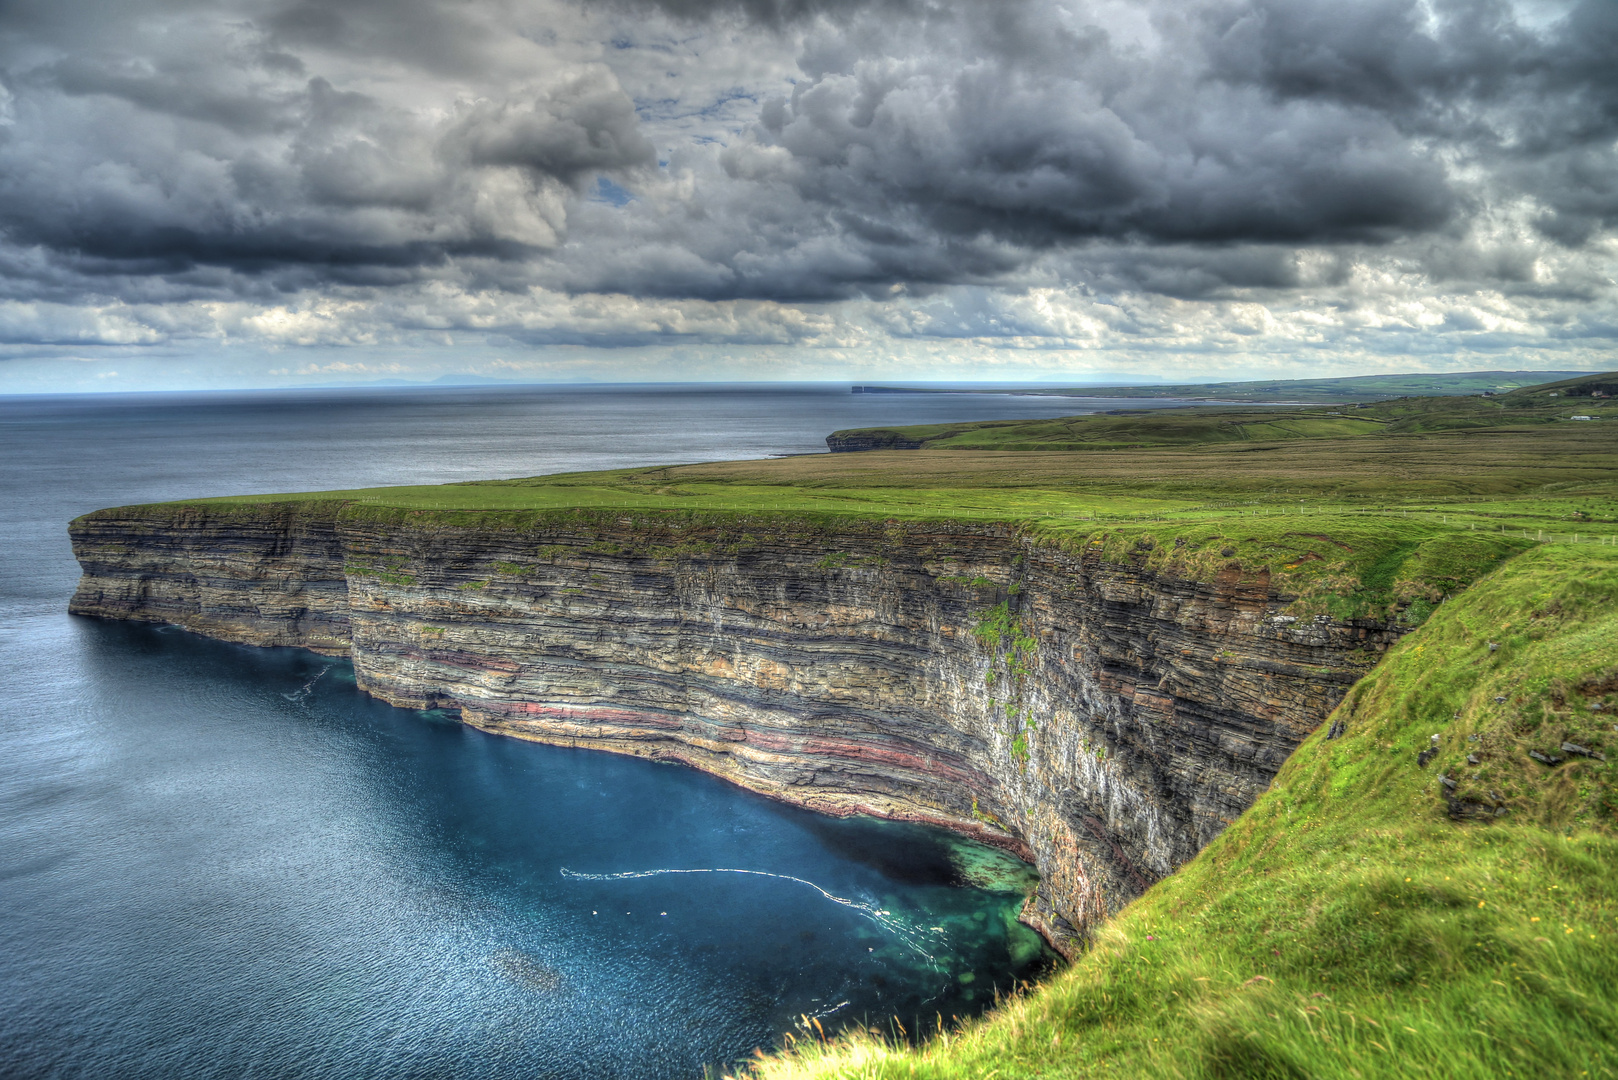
852,368,1597,404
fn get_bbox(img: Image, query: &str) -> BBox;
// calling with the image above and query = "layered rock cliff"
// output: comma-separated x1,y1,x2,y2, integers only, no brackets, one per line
69,502,1403,955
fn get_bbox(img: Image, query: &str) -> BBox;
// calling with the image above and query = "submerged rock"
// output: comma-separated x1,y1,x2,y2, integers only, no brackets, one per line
489,949,564,993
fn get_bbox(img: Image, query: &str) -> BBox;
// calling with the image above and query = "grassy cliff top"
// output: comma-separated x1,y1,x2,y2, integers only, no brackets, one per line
744,542,1618,1079
83,393,1618,624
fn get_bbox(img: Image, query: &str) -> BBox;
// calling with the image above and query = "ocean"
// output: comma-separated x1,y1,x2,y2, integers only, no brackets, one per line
0,384,1155,1079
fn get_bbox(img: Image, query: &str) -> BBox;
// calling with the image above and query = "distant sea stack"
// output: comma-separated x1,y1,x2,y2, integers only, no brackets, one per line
68,502,1404,955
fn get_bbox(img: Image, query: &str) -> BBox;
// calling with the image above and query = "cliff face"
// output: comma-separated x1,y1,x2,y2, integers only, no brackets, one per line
70,505,1402,954
825,431,927,452
69,502,352,655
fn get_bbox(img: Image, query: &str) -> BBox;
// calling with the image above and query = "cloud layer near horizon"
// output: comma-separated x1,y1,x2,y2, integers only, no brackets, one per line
0,0,1614,386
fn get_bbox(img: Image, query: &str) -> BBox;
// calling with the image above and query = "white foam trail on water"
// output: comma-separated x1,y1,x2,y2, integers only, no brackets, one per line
283,665,331,703
802,1000,851,1024
560,866,947,967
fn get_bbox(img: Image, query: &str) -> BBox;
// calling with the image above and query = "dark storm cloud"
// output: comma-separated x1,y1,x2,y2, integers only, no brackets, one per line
865,2,1582,247
0,0,1612,326
447,74,655,185
0,0,654,294
1201,0,1618,242
527,0,1618,302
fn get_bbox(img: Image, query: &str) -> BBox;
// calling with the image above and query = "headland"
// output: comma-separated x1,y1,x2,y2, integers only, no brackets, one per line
67,376,1618,1074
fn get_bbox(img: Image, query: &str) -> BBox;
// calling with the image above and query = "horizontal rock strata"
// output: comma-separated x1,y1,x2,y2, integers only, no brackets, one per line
70,503,1402,954
824,431,927,452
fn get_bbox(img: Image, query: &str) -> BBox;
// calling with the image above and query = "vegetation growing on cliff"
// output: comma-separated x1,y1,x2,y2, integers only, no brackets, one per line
736,543,1618,1079
1070,517,1539,624
974,602,1040,771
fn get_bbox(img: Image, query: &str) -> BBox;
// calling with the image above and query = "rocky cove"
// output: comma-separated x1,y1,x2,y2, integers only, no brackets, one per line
68,500,1406,956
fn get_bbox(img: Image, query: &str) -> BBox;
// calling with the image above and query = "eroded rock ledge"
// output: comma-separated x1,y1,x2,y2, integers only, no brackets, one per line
69,503,1402,954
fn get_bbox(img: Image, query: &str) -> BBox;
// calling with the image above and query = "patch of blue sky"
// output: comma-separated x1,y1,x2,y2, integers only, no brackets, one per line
633,88,762,127
590,177,635,207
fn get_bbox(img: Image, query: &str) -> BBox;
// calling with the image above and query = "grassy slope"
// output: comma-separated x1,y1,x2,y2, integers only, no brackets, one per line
1503,373,1618,403
739,543,1618,1079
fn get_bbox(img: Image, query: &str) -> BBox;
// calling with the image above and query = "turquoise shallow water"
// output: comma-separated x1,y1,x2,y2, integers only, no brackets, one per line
0,385,1129,1078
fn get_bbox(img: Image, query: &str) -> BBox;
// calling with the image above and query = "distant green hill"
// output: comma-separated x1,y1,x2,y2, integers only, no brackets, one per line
1502,372,1618,404
829,373,1618,452
854,369,1595,404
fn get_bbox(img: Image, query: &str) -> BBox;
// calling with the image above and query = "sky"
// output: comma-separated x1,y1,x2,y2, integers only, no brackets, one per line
0,0,1614,392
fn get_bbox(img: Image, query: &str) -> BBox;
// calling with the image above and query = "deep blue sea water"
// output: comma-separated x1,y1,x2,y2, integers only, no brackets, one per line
0,384,1165,1079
